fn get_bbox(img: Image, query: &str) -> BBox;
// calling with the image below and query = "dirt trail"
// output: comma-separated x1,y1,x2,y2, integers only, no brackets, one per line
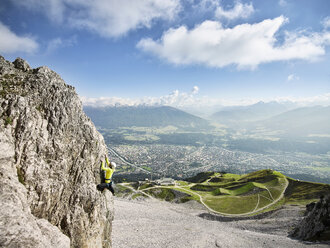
136,176,288,216
112,197,328,248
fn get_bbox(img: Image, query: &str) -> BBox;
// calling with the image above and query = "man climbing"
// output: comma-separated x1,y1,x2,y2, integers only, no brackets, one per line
97,155,116,195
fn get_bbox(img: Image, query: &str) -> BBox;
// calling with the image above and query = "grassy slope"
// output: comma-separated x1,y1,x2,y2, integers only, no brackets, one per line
284,178,330,205
118,169,329,216
191,170,288,214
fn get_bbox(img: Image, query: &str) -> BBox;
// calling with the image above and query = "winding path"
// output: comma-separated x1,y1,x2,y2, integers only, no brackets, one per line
176,177,289,216
126,176,289,217
119,183,156,200
107,147,152,174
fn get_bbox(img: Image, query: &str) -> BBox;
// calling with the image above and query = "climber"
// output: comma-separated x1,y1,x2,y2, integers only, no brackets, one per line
96,155,116,195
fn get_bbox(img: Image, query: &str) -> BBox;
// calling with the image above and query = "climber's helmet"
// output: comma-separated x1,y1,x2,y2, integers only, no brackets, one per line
110,162,116,169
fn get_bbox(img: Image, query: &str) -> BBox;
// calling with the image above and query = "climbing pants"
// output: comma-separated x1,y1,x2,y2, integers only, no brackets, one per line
97,181,115,195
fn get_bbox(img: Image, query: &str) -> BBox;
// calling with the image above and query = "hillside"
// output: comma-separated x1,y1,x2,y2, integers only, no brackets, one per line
113,169,330,246
84,105,210,129
0,56,113,247
116,169,330,216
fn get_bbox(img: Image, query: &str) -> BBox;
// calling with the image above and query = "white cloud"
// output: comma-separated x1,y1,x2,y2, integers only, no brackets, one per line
193,1,254,21
46,38,63,53
278,0,287,7
287,74,299,81
46,36,77,54
81,86,275,110
81,89,330,110
322,16,330,29
215,1,254,20
274,93,330,106
11,0,181,38
10,0,66,23
137,16,330,69
192,0,220,12
192,85,199,94
0,21,38,54
81,86,202,107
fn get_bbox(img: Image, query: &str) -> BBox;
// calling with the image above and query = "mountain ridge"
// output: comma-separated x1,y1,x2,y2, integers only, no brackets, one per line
258,105,330,136
210,101,295,125
84,105,210,129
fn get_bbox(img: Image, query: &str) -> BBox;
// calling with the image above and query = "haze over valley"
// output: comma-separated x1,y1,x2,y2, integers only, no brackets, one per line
85,102,330,184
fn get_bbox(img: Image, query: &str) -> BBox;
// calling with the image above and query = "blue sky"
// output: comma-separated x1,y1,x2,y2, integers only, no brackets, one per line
1,0,330,108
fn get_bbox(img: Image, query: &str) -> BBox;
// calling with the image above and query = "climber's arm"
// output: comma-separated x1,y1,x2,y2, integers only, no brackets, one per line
101,161,111,172
105,156,110,166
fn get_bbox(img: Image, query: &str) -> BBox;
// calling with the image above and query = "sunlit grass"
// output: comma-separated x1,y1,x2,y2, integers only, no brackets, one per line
118,169,328,216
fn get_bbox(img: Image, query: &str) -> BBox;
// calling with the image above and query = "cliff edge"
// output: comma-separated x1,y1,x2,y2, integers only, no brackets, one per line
0,56,113,248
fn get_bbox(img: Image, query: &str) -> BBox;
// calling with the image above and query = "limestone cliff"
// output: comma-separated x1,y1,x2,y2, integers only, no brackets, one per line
0,56,113,248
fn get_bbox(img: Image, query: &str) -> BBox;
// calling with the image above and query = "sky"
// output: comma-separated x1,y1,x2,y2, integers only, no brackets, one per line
1,0,330,109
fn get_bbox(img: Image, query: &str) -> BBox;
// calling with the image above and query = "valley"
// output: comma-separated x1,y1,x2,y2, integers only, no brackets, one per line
85,104,330,184
108,143,330,184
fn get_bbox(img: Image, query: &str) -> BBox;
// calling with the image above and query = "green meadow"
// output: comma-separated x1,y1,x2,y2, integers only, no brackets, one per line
117,169,330,216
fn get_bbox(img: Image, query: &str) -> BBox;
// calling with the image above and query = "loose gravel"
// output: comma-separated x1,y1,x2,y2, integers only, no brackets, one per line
112,198,329,248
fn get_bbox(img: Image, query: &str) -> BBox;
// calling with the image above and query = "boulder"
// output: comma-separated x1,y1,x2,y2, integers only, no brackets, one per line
13,57,31,71
290,194,330,241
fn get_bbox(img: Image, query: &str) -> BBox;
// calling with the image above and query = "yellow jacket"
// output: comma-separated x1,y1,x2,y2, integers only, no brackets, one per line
101,157,114,183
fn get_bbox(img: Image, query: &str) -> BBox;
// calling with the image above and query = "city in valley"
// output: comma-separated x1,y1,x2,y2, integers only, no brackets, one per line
87,104,330,184
107,142,330,184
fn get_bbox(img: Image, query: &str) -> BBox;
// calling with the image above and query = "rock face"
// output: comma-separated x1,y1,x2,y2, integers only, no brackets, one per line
290,195,330,241
0,56,113,248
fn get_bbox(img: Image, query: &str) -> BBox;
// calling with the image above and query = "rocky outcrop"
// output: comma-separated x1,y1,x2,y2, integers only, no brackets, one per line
0,56,113,247
290,195,330,241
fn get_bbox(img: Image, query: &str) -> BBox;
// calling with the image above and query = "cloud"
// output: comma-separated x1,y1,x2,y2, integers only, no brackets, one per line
215,1,254,20
137,16,330,69
192,86,199,94
71,0,181,38
278,0,287,7
0,21,38,54
192,0,254,21
81,85,278,109
192,0,220,12
274,93,330,106
81,86,201,107
322,16,330,29
287,74,299,81
46,36,77,54
11,0,181,38
81,89,330,109
10,0,66,23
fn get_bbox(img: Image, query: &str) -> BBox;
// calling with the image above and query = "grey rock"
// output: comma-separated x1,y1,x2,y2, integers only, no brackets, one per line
13,57,31,71
290,194,330,241
0,56,113,247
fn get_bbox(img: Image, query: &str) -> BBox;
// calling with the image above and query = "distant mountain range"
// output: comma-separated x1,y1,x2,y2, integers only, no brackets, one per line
259,105,330,136
84,105,210,129
210,101,295,125
84,103,330,138
210,102,330,136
